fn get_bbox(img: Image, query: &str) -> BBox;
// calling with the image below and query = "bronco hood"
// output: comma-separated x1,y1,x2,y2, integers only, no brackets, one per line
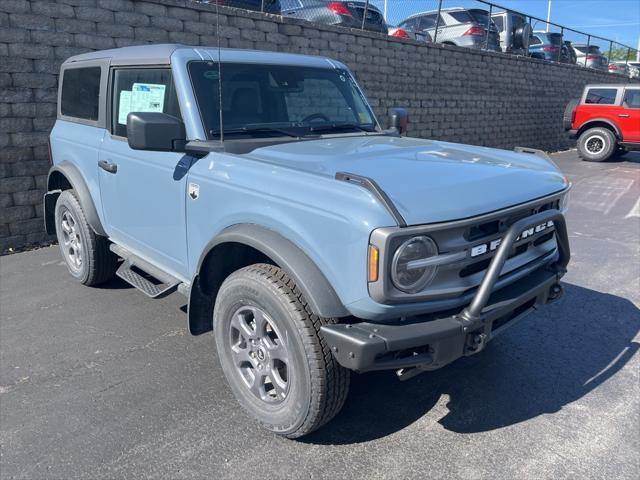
243,136,568,225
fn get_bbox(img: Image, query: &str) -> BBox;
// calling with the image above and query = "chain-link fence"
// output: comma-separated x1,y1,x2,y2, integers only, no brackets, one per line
195,0,639,77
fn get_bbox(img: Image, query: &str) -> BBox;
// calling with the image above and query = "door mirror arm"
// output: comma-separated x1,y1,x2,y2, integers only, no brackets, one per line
388,108,409,136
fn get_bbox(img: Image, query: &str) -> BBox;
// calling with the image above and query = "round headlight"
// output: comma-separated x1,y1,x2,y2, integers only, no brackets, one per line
391,236,438,293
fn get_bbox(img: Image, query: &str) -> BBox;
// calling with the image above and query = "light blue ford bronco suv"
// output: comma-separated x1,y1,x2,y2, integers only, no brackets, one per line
47,44,570,438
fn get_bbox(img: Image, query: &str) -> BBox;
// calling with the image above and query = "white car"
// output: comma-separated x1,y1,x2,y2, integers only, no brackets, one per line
608,61,630,76
627,61,640,79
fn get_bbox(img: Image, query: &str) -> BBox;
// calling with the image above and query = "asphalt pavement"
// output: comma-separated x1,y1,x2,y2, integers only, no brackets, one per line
1,150,639,480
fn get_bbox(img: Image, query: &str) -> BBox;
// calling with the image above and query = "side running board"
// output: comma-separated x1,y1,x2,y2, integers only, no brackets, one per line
335,171,407,227
110,244,181,298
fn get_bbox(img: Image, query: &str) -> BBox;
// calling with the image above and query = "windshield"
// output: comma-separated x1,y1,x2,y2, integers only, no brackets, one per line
188,61,377,139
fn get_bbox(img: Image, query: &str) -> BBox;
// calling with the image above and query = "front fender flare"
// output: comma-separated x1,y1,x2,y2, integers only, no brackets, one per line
46,161,106,236
195,224,349,319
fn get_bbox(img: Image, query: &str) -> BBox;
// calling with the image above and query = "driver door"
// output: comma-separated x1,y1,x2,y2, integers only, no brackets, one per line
98,66,192,278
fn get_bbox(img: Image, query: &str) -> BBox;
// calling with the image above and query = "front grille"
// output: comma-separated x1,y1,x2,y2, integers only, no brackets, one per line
368,191,565,306
456,198,559,279
415,200,559,298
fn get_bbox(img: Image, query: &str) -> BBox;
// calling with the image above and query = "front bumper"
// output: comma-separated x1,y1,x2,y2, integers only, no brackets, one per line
321,209,570,372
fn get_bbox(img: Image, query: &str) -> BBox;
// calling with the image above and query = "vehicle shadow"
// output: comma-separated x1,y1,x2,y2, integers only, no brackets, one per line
95,275,133,290
303,282,640,445
610,151,640,164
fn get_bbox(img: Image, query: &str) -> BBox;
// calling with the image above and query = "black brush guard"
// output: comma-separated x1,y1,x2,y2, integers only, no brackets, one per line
321,210,570,373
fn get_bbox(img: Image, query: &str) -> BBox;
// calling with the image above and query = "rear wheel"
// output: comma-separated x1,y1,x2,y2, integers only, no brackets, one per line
54,190,118,286
577,127,617,162
213,263,350,438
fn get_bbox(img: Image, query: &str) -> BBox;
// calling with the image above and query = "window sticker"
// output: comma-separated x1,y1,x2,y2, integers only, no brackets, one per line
117,90,132,125
118,83,166,125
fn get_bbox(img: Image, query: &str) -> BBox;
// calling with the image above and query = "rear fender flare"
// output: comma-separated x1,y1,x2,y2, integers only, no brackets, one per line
578,119,622,139
46,161,106,236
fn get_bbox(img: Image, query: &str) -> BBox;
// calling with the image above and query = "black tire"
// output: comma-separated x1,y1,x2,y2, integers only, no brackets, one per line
513,23,532,50
563,99,579,130
54,190,118,286
213,263,350,438
577,127,617,162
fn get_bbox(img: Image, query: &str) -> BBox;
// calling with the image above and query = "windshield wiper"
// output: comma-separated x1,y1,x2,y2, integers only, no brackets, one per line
210,124,302,138
309,123,375,133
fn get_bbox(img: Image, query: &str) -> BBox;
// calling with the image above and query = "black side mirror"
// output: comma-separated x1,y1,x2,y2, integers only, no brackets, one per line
389,108,409,135
127,112,186,152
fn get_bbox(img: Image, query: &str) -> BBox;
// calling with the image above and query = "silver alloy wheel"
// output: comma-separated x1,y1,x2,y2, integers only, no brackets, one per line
229,306,290,404
59,209,83,272
585,134,606,154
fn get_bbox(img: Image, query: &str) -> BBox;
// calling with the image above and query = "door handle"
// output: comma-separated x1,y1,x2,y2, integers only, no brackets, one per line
618,114,630,118
98,160,118,174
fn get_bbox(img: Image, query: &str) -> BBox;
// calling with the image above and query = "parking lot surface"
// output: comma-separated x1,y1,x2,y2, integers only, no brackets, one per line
1,150,639,480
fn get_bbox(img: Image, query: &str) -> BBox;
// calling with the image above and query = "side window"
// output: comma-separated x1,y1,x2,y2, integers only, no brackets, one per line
623,89,640,109
399,18,415,30
529,35,542,45
585,88,618,105
61,67,101,121
492,15,504,32
280,0,302,10
111,68,181,138
418,14,438,30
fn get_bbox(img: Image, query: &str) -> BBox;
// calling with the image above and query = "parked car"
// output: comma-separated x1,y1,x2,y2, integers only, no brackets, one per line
561,41,577,64
528,31,563,62
564,84,640,161
196,0,281,14
389,26,431,42
48,44,571,438
280,0,387,34
608,61,630,76
628,61,640,79
490,10,531,55
573,44,608,70
398,7,500,51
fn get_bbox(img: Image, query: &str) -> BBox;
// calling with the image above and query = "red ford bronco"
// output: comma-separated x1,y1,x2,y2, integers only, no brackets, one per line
564,84,640,162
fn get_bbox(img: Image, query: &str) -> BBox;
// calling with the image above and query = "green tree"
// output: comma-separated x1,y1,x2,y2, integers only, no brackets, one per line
607,46,637,61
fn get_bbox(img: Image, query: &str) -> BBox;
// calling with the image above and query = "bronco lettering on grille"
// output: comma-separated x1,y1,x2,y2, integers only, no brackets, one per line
470,220,555,258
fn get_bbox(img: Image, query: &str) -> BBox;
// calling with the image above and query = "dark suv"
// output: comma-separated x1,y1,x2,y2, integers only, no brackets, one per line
528,31,563,62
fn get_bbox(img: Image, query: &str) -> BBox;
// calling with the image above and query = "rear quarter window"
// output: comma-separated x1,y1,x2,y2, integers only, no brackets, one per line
60,67,101,121
448,11,473,24
548,33,563,45
585,88,618,105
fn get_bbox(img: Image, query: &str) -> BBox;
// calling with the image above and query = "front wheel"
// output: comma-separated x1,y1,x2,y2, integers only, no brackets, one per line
577,127,617,162
213,264,350,438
